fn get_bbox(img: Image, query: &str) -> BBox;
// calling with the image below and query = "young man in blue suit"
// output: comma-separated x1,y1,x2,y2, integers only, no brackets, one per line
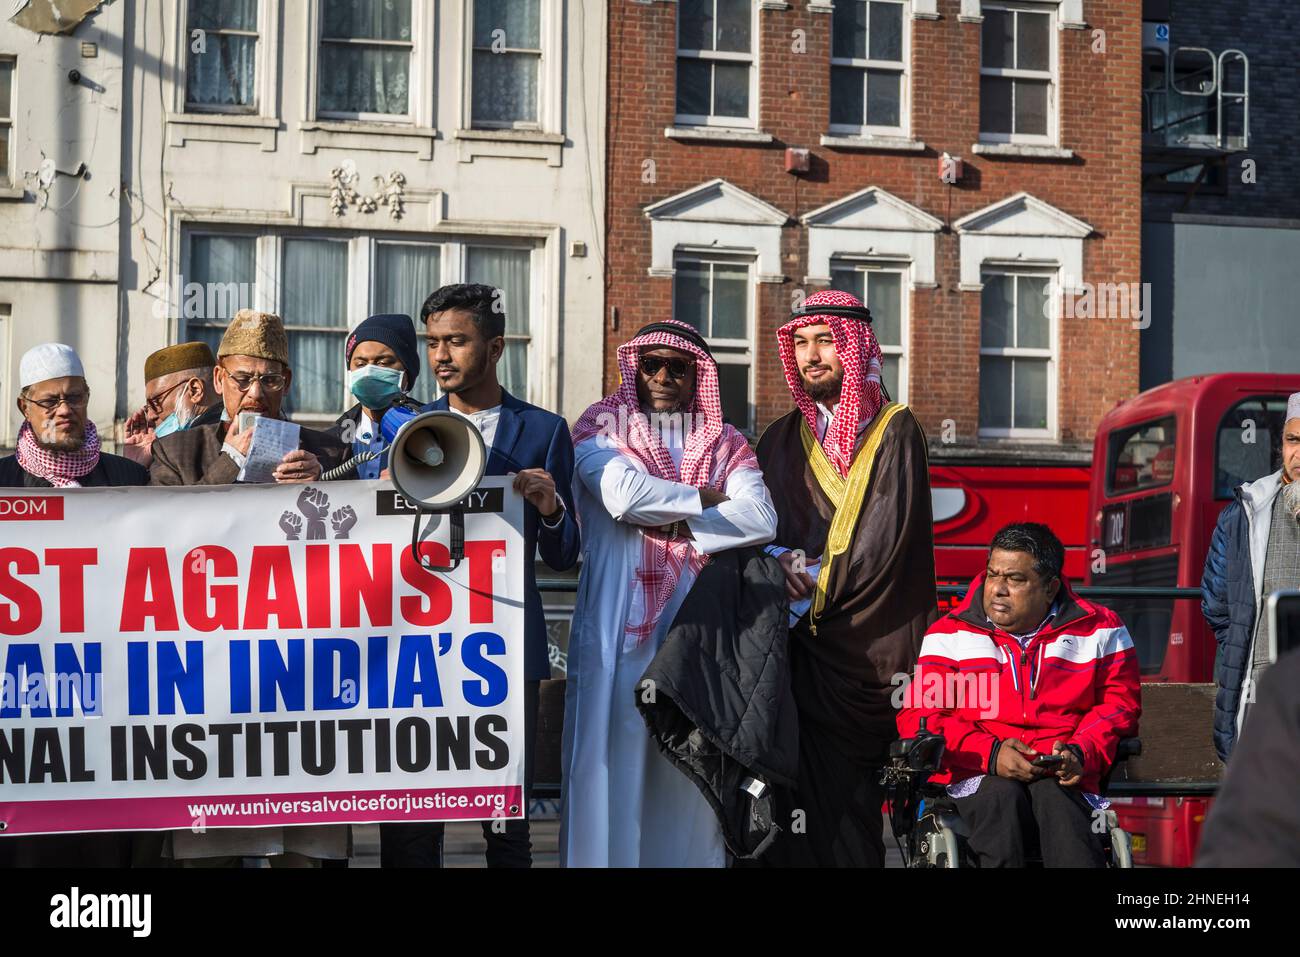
379,283,581,868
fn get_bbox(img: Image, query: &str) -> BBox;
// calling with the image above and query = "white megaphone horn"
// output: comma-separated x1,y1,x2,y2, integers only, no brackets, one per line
388,410,487,572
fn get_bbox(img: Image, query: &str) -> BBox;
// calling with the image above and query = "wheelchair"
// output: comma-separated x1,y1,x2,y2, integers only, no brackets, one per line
882,719,1141,868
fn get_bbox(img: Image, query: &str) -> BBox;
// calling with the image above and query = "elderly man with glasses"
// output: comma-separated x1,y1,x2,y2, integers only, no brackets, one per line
150,310,347,488
0,343,149,489
148,310,349,867
121,342,224,469
0,343,146,868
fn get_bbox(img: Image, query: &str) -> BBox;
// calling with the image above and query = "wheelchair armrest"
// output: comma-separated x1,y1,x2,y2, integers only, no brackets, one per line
1115,737,1142,762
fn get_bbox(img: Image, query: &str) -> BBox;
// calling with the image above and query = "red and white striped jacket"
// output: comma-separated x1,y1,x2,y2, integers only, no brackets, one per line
896,575,1141,794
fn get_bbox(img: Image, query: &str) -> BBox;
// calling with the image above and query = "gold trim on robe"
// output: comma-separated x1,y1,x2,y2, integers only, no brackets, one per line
798,402,908,632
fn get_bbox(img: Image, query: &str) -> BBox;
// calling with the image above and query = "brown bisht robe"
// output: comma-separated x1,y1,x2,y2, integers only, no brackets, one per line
755,402,937,866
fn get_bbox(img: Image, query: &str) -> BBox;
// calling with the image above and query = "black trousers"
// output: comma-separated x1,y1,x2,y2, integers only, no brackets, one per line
952,775,1106,868
764,723,888,868
380,680,539,868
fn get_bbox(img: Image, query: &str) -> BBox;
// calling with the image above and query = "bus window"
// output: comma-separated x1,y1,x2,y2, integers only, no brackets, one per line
1093,552,1179,675
1216,397,1287,498
1107,416,1177,495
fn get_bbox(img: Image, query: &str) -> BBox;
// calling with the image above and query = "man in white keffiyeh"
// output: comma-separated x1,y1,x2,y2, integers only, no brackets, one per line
560,320,777,868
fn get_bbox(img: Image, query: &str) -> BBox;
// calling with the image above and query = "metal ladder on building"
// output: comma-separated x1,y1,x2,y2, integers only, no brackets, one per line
1143,46,1249,151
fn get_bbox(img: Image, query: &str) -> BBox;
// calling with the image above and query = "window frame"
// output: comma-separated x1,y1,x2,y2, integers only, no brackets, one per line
1106,415,1178,497
828,258,910,403
0,56,15,188
978,1,1058,146
828,0,911,138
182,0,262,115
467,0,545,130
977,265,1058,440
310,0,422,123
459,0,562,135
455,240,540,401
181,226,545,420
1214,396,1289,500
674,0,761,130
671,249,756,434
177,0,284,118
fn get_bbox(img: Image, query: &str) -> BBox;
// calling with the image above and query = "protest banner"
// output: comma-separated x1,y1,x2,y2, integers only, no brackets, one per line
0,477,525,836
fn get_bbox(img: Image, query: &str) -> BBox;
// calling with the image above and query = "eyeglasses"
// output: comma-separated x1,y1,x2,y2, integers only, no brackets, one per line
225,372,286,393
146,379,190,415
25,391,90,412
639,355,695,380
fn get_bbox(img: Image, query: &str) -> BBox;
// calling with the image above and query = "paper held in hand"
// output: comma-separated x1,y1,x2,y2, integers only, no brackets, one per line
237,416,301,484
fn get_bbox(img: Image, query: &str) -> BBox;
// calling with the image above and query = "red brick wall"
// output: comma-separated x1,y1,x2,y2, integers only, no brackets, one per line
604,0,1142,447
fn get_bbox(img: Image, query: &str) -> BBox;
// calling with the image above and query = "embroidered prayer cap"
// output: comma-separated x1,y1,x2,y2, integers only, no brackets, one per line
19,343,86,389
217,310,290,366
145,341,216,383
778,290,886,478
1288,392,1300,424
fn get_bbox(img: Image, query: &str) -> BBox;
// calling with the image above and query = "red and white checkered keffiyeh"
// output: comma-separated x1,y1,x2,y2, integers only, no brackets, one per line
778,289,886,477
573,319,757,650
15,420,101,487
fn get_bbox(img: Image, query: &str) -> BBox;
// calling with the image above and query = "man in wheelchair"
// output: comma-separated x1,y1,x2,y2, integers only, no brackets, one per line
897,523,1141,867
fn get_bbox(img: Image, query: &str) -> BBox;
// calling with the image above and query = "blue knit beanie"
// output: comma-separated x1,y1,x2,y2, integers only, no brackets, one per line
346,314,420,388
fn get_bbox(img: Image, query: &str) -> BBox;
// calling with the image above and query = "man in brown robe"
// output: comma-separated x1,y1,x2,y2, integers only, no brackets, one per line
756,289,937,867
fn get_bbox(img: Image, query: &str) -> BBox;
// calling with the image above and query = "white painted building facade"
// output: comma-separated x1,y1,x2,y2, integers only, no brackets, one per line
0,0,606,448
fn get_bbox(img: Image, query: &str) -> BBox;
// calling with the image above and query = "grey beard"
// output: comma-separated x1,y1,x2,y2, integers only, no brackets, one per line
1282,478,1300,522
37,432,86,452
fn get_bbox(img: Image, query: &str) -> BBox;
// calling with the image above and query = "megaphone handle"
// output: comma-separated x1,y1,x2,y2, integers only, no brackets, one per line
413,508,466,573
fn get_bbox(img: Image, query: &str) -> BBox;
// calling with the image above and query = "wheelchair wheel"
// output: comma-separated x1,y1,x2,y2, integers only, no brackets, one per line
1108,822,1134,869
912,824,962,868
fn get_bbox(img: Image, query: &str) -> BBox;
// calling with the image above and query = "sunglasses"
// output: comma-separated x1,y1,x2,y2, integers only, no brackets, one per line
639,355,695,380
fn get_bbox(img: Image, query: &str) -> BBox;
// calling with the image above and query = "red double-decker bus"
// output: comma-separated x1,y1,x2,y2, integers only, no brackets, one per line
1087,373,1300,867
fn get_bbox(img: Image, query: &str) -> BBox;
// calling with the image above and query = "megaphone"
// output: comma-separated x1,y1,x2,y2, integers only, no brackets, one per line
389,409,487,509
388,410,487,573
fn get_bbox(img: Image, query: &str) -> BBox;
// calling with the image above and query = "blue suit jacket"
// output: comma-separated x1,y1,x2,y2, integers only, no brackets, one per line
424,390,581,680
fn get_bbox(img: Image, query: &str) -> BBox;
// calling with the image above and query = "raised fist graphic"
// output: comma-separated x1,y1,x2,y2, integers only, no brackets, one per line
331,505,358,539
279,510,303,541
297,486,331,540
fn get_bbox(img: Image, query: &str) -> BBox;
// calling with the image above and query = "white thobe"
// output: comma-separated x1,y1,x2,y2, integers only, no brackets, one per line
559,433,778,867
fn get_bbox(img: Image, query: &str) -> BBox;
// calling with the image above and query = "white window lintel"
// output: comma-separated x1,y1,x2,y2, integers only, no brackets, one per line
645,179,788,279
802,186,941,286
962,0,1085,28
954,191,1090,287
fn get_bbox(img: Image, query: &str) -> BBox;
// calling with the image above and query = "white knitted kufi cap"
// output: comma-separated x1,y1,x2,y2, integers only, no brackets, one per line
19,343,85,388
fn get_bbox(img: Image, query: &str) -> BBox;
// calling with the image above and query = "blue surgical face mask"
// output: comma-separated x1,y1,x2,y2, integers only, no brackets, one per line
153,402,197,439
349,364,405,410
154,412,184,439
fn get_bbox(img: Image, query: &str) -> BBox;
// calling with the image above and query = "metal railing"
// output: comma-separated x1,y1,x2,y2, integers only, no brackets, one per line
539,580,1205,600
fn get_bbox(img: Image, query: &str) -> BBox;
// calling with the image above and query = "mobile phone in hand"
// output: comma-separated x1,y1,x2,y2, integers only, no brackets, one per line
1031,754,1065,769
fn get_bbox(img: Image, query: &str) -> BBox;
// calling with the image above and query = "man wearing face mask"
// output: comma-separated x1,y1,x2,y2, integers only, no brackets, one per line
122,342,222,469
150,310,347,488
327,314,420,478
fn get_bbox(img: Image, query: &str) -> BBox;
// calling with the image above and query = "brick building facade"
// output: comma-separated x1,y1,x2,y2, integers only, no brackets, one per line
604,0,1142,458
